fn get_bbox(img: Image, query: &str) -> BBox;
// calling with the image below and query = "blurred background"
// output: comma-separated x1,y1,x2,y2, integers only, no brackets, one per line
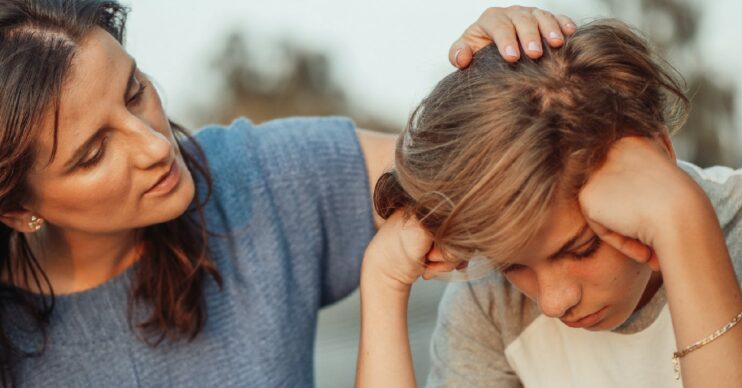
123,0,741,386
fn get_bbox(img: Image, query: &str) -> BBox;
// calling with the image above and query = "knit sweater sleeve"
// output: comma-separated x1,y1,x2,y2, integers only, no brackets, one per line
193,117,375,307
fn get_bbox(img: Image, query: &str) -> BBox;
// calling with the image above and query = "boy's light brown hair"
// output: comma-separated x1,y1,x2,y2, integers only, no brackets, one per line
374,19,689,266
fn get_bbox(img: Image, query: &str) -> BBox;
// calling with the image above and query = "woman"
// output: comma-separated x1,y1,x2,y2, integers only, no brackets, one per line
0,0,575,386
358,20,742,387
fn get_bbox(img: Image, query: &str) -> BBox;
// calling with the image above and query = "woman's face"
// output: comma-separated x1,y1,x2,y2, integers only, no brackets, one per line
501,200,659,331
22,28,195,235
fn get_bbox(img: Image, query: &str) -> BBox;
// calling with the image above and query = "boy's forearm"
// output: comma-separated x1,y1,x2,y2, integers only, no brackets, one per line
356,264,416,388
656,192,742,387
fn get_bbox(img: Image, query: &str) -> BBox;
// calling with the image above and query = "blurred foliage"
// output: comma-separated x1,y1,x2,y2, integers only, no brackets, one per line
192,31,395,133
602,0,739,166
197,0,739,166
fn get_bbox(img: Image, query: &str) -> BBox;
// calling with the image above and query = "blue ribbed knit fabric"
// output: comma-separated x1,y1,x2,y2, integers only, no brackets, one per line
10,117,375,387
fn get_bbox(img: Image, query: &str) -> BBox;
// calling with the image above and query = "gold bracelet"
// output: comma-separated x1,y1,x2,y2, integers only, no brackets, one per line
672,310,742,380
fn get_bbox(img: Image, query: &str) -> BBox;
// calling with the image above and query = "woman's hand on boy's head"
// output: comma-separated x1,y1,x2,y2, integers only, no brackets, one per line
578,136,707,268
450,6,577,68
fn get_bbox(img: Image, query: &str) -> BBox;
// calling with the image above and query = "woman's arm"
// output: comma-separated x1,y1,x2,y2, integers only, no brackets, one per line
355,129,396,228
579,136,742,387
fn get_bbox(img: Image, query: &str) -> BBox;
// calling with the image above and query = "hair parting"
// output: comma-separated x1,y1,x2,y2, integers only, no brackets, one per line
374,19,689,269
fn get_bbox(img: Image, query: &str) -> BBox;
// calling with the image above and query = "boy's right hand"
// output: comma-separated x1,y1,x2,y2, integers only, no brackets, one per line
362,211,461,293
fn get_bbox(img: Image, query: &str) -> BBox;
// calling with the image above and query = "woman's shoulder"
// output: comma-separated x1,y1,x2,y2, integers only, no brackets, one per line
189,116,359,187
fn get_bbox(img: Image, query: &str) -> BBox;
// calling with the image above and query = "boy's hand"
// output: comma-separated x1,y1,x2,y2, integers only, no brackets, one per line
362,211,461,292
578,136,708,268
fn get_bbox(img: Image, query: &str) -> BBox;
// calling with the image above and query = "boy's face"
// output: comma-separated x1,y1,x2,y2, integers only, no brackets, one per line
501,200,662,330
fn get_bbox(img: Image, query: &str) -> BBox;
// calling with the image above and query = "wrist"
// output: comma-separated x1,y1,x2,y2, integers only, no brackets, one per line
648,169,714,248
361,254,414,298
654,184,718,258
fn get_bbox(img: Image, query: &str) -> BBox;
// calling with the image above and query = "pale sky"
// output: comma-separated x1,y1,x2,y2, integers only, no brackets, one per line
123,0,742,153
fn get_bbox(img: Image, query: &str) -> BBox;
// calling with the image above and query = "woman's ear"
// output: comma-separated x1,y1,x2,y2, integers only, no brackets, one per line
655,126,677,160
0,209,43,233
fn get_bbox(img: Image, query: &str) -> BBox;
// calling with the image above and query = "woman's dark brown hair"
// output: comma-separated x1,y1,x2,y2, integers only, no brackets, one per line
374,19,690,266
0,1,222,386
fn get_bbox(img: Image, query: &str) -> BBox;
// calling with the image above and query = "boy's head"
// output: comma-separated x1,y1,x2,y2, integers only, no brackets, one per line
375,20,688,329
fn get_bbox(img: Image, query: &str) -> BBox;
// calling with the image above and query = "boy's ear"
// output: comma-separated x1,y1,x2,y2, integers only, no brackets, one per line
0,209,41,233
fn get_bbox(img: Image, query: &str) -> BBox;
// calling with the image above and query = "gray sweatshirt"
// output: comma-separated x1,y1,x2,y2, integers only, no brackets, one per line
426,162,742,388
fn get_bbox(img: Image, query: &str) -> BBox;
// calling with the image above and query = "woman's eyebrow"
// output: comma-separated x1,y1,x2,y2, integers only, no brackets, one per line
62,59,137,171
547,224,590,259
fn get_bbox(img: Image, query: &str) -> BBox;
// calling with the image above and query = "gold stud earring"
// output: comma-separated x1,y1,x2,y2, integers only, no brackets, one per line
28,215,44,232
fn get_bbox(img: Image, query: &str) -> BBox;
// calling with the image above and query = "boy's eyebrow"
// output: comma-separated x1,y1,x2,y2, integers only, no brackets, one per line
547,224,590,260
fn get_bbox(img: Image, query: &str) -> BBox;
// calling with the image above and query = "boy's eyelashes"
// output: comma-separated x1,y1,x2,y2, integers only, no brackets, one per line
568,235,602,259
501,235,603,273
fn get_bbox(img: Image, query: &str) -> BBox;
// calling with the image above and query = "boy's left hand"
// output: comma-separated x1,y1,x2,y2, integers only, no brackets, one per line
578,136,708,268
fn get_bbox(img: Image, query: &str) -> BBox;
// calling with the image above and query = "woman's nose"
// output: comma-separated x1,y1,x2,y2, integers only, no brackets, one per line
536,270,581,318
128,119,172,168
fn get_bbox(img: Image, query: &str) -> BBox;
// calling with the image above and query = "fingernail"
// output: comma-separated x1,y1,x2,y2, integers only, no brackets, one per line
505,45,517,58
549,31,562,41
564,22,576,29
527,41,541,52
454,48,462,67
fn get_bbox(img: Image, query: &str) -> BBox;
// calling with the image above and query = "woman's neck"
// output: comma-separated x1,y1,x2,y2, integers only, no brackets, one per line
20,225,142,295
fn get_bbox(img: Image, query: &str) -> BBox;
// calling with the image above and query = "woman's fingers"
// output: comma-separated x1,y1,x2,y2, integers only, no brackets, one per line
450,43,475,69
449,14,519,67
555,14,577,35
532,8,564,48
511,12,543,58
450,6,577,68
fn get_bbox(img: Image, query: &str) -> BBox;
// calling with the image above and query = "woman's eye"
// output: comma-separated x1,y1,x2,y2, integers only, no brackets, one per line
78,138,108,169
127,76,148,105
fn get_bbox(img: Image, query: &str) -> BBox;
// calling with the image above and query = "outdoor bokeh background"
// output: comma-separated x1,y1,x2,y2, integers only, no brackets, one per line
123,0,741,386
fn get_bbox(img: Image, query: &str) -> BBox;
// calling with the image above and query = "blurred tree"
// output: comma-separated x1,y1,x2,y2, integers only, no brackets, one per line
195,2,740,166
602,0,739,166
191,31,395,133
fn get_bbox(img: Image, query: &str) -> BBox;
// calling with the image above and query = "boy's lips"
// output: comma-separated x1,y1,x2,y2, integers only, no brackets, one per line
561,306,608,328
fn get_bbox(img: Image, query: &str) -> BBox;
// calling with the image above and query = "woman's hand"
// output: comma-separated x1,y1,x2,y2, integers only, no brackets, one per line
451,6,577,68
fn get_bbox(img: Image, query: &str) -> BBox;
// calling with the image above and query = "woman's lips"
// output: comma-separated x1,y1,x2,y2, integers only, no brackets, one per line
561,306,608,329
145,161,181,196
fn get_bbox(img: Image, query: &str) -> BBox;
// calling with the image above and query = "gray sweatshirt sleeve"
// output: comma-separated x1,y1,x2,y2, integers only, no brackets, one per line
425,278,523,388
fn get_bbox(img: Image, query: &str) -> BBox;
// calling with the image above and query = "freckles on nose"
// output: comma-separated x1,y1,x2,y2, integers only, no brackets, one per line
538,284,581,318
